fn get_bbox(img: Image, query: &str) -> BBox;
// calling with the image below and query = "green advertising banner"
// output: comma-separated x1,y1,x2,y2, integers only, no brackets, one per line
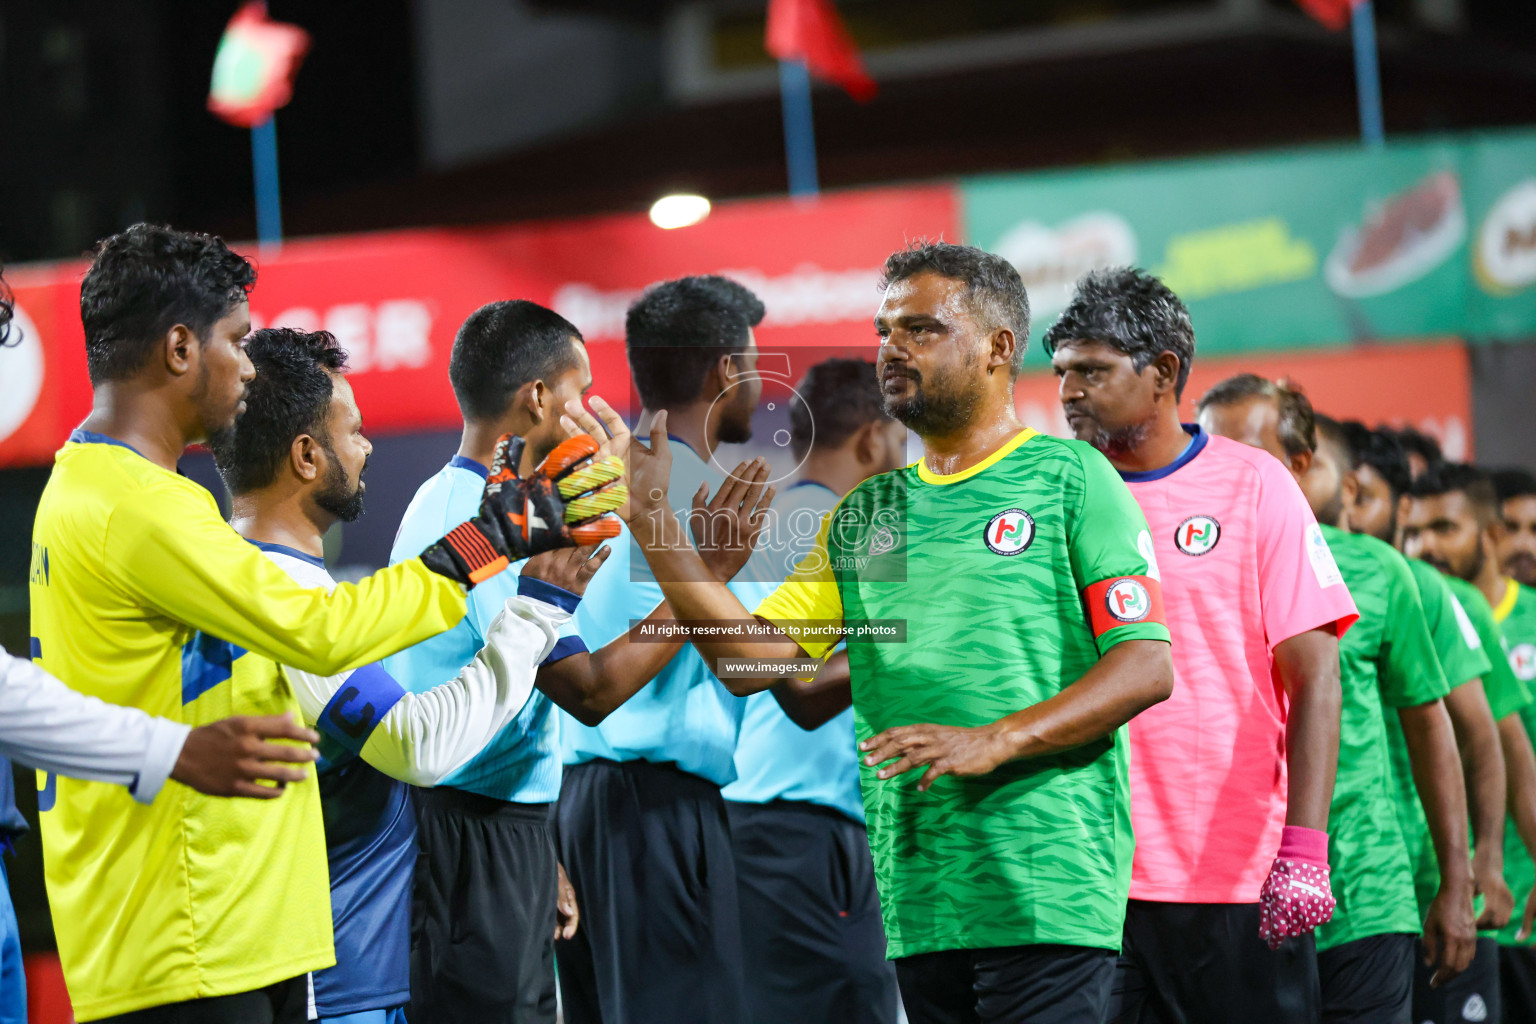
962,130,1536,363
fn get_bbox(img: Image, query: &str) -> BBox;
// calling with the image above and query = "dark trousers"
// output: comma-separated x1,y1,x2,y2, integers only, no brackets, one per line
94,976,307,1024
1106,900,1320,1023
409,789,558,1024
1318,932,1414,1024
1499,945,1536,1024
555,759,746,1024
727,799,898,1024
895,944,1115,1024
1413,935,1501,1024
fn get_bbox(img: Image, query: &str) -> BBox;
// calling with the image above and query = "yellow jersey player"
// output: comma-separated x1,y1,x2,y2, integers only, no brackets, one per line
28,224,623,1023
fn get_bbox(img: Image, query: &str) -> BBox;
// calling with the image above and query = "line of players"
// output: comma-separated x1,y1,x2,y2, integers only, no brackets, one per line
5,225,1536,1024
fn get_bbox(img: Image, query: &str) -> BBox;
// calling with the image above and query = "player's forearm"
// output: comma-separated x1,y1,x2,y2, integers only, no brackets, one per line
1497,715,1536,864
541,602,683,726
1399,700,1475,892
1445,680,1508,856
770,652,853,731
631,513,804,674
1275,629,1342,832
987,640,1173,761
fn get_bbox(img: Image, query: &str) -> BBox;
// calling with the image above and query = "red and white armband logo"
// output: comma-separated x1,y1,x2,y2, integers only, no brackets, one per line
1083,575,1166,636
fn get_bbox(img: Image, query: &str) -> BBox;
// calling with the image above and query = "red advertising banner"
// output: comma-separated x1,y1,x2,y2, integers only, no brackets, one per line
0,184,957,468
1013,339,1473,458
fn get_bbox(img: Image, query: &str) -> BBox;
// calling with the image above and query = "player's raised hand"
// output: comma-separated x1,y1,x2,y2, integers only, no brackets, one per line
860,722,1012,792
171,713,320,799
692,457,775,582
561,395,632,463
522,544,611,598
607,410,676,523
420,431,625,587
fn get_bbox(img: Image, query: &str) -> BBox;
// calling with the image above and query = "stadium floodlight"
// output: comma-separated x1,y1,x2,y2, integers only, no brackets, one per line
649,194,711,229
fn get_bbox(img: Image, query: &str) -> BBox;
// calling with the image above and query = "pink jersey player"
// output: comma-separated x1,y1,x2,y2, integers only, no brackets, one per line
1119,426,1359,903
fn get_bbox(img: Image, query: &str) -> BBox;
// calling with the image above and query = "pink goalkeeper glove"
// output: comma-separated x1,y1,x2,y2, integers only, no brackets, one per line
1258,826,1335,951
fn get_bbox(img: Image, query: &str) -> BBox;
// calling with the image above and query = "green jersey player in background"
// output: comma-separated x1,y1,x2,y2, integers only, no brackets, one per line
1403,463,1536,1024
1201,383,1477,1024
1482,467,1536,1018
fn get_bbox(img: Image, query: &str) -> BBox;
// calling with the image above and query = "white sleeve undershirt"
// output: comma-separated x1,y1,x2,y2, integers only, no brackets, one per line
264,551,566,786
0,649,190,804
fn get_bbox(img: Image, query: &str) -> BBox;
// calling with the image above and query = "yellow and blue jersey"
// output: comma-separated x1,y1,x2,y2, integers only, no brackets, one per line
28,431,469,1020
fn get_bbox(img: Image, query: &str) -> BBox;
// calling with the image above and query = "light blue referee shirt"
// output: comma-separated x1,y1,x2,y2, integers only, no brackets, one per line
385,455,586,804
721,481,863,822
562,436,775,787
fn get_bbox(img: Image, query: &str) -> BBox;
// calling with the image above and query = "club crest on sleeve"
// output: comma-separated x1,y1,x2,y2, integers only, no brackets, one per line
1174,515,1221,556
1105,579,1152,622
984,509,1035,556
1511,643,1536,681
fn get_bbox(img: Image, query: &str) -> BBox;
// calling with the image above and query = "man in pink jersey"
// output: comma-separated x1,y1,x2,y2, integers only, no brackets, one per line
1047,267,1356,1023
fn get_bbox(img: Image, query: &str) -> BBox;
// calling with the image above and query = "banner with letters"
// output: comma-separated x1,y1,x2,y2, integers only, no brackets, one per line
964,129,1536,365
3,129,1532,467
0,186,955,467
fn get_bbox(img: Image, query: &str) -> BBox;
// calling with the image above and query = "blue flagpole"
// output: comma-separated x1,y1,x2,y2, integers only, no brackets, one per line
1351,1,1385,147
251,116,284,247
778,59,819,198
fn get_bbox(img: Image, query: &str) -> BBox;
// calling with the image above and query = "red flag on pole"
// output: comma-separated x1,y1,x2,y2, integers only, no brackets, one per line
208,2,311,127
766,0,877,103
1294,0,1366,31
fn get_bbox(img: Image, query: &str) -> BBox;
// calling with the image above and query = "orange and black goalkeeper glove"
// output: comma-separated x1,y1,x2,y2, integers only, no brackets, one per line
421,433,627,587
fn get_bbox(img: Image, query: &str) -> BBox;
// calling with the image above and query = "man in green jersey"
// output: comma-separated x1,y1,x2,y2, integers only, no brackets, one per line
1467,466,1536,1018
1201,390,1477,1024
1342,426,1510,931
595,242,1176,1023
1493,468,1536,590
1403,463,1536,1024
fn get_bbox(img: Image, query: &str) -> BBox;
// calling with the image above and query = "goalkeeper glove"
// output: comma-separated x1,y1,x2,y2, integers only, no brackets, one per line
421,433,626,587
1257,825,1334,950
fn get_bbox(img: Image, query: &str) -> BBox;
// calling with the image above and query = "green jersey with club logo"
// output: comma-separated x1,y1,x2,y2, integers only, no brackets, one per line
755,428,1170,958
1385,567,1526,917
1494,579,1536,947
1314,526,1448,951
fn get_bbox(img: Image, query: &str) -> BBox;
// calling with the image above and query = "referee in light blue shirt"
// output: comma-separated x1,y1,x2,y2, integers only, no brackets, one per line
721,358,909,1024
556,276,775,1024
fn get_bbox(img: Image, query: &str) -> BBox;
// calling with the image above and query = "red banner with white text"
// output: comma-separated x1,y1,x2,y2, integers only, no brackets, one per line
0,185,957,467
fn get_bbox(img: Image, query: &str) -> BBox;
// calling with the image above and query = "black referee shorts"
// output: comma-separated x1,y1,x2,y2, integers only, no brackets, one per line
1413,935,1500,1024
1317,932,1414,1023
93,975,306,1024
555,758,746,1024
726,799,898,1024
895,943,1114,1024
409,789,558,1024
1105,900,1320,1024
